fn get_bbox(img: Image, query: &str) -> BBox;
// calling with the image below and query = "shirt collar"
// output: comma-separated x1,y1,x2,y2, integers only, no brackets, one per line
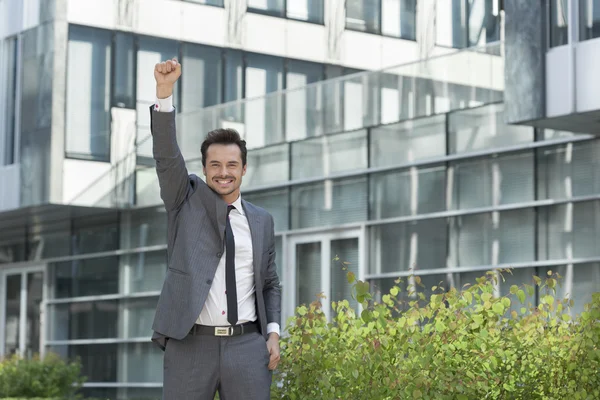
229,195,244,215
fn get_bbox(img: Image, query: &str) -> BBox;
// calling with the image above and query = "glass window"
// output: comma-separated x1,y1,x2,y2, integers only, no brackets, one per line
52,256,119,299
346,0,381,33
5,274,21,355
370,114,446,168
244,143,289,187
72,213,120,254
121,207,168,249
370,165,447,220
448,209,536,267
248,0,285,16
538,201,600,261
382,0,416,39
580,0,600,40
550,0,569,47
181,43,222,111
49,297,158,340
542,263,600,316
448,103,534,154
243,188,289,231
291,130,367,180
449,151,535,210
49,342,162,383
291,176,367,229
122,250,167,293
436,0,468,48
369,219,448,274
287,0,324,23
66,26,112,160
2,36,18,165
184,0,224,5
112,33,135,109
285,60,325,141
467,0,501,46
82,387,163,400
537,140,600,200
244,53,284,148
136,37,180,158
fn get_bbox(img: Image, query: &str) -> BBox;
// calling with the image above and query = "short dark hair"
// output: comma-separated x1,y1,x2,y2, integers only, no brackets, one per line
200,128,247,167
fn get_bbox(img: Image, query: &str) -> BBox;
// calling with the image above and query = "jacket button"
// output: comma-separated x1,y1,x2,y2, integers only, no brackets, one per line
206,279,212,285
217,252,222,258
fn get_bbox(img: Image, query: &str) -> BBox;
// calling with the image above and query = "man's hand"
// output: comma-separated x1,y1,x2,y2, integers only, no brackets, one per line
266,333,280,370
155,58,181,99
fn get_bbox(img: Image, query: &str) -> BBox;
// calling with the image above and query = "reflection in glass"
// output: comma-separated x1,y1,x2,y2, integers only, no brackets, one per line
181,44,222,111
346,0,381,33
382,0,416,39
287,0,324,23
291,177,367,229
550,0,569,47
2,36,17,165
436,0,468,48
449,209,535,267
5,274,21,355
244,144,289,187
248,0,285,15
26,272,43,357
66,26,111,160
370,165,446,219
468,0,501,46
331,238,359,311
580,0,600,40
291,130,367,180
286,60,325,141
123,251,167,293
113,33,135,109
244,189,289,231
52,256,119,298
543,263,600,316
369,219,448,274
296,242,321,307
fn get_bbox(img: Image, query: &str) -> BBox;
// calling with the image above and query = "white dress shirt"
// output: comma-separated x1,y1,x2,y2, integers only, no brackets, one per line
155,95,279,336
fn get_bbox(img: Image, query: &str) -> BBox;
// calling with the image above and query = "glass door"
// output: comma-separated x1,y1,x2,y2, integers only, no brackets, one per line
285,228,364,322
1,266,45,358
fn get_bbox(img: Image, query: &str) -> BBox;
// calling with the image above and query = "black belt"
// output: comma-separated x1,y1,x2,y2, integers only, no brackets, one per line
190,321,259,337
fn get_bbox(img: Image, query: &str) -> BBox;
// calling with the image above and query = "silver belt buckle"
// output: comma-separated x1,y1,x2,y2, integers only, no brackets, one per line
215,326,233,336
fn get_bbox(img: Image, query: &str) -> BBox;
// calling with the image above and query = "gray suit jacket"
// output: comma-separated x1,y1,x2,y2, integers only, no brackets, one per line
148,106,282,351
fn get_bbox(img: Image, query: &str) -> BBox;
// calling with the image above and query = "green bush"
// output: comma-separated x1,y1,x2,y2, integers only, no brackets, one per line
0,352,86,399
272,269,600,400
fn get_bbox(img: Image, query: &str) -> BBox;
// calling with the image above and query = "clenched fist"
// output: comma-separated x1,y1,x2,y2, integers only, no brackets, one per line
155,58,181,99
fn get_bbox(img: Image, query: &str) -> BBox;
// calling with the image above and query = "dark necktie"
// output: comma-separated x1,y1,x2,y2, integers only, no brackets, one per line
225,205,238,326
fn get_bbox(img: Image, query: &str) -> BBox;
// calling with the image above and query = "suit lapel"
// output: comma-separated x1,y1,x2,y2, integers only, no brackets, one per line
242,200,263,283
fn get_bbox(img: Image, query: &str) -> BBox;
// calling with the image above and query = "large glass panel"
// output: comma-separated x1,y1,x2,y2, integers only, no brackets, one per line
184,0,224,5
244,143,289,188
25,271,43,357
370,165,446,219
52,256,119,298
291,130,367,180
4,274,21,355
296,242,321,307
72,213,120,254
81,387,162,400
542,263,600,316
346,0,381,33
136,37,180,158
538,201,600,261
121,250,167,293
285,60,324,141
370,114,446,168
448,103,533,154
287,0,324,23
291,176,367,229
248,0,284,16
245,54,284,148
112,33,135,109
369,219,448,274
450,151,534,210
382,0,416,39
121,207,168,249
331,238,359,311
537,140,600,200
66,26,111,160
468,0,501,46
436,0,468,48
181,43,222,111
449,209,535,267
49,297,158,340
48,342,162,383
550,0,569,47
343,71,379,131
580,0,600,40
2,36,17,165
243,188,289,231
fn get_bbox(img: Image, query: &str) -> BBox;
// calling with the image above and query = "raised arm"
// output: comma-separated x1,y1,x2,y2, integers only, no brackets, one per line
150,58,190,211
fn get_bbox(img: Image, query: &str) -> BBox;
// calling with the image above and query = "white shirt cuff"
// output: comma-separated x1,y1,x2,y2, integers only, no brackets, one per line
154,95,174,112
266,322,280,337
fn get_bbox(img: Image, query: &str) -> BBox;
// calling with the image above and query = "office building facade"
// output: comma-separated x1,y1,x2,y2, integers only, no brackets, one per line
1,0,599,398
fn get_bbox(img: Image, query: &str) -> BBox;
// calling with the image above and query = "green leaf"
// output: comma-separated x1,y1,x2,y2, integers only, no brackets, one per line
297,306,307,316
464,291,473,304
481,292,493,302
517,290,526,304
493,302,505,315
510,285,519,294
347,271,356,284
352,369,359,379
413,390,422,399
543,295,554,305
390,286,399,297
435,320,447,333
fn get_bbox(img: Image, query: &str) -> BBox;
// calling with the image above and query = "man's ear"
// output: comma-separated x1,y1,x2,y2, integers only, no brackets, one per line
203,166,206,176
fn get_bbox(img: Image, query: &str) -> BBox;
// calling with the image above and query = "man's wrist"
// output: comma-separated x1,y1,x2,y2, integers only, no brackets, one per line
156,84,173,99
268,332,280,340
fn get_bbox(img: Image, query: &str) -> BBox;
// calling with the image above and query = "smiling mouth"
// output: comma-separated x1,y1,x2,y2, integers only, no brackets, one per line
214,178,234,185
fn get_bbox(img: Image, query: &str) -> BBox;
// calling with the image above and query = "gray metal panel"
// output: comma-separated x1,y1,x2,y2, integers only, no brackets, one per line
504,0,546,124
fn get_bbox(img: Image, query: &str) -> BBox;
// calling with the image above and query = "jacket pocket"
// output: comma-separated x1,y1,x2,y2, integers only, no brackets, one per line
167,267,189,276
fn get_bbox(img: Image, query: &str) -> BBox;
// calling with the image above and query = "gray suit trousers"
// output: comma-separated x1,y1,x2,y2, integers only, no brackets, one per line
163,330,272,400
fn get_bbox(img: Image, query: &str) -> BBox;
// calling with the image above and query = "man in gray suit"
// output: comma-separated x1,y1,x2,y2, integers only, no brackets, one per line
149,58,282,400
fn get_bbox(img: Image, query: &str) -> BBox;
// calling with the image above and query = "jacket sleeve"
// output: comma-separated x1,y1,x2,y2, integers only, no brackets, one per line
263,215,282,326
149,105,191,211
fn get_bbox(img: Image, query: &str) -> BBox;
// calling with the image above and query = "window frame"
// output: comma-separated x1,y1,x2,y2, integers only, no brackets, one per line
344,0,418,41
246,0,325,25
